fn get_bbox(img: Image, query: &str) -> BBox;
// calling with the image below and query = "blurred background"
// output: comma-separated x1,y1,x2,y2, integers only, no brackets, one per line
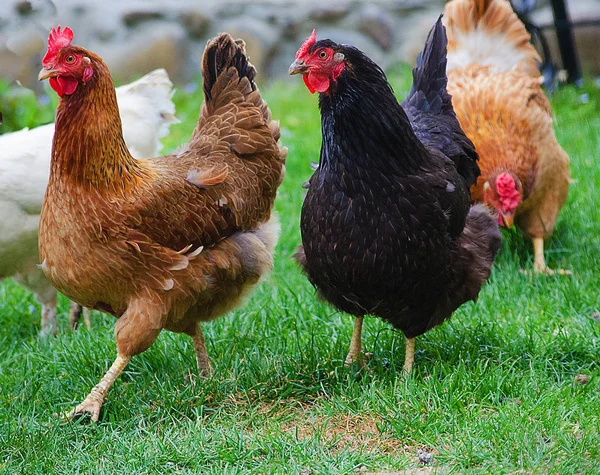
0,0,599,131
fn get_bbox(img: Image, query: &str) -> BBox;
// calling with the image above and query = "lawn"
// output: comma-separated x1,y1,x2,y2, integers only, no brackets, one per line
0,67,599,474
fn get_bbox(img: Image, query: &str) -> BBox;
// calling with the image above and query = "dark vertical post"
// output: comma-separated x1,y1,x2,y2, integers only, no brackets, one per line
550,0,582,86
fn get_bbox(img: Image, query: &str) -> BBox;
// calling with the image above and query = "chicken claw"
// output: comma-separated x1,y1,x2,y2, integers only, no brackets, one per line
520,238,573,276
63,354,131,422
63,389,104,422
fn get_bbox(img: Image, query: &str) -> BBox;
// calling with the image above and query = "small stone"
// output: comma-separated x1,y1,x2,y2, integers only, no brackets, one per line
310,5,349,22
356,4,394,50
179,10,211,39
591,310,600,323
14,0,32,16
574,374,590,385
122,10,164,28
417,448,433,465
219,17,280,74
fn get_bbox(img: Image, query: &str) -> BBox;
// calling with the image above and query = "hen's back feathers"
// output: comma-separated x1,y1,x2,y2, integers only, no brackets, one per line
444,0,541,77
402,16,480,188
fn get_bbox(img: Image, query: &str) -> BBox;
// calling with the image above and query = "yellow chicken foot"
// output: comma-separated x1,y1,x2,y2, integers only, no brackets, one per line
192,324,214,377
63,354,131,422
403,337,416,374
344,316,372,367
531,238,572,276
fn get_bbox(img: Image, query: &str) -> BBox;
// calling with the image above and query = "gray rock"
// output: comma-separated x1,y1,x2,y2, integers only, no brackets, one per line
355,4,394,50
390,0,435,15
219,17,280,75
310,5,349,23
98,22,189,84
179,10,211,39
5,28,45,56
122,10,165,28
14,0,33,16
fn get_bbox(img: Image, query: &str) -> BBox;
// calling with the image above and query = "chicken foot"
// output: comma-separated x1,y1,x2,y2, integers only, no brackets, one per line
531,238,572,276
403,337,416,374
344,316,372,367
63,354,131,422
192,323,213,376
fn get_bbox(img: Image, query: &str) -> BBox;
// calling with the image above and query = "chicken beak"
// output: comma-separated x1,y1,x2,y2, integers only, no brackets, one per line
289,59,309,75
38,68,57,81
501,214,515,229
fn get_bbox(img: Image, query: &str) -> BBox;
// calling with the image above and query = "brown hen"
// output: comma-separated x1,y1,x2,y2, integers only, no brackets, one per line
38,27,286,420
444,0,571,274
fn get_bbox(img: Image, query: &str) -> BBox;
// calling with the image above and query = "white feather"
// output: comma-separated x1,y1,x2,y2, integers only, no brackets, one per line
447,30,531,73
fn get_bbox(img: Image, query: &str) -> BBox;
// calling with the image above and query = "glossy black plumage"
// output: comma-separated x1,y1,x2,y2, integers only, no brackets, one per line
297,18,501,339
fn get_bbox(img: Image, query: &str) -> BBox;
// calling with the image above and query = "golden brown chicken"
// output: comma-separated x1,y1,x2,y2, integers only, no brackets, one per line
444,0,571,274
38,26,286,420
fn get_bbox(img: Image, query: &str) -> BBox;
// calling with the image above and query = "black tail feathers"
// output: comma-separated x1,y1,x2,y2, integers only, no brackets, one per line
201,33,257,102
402,16,480,188
405,15,450,114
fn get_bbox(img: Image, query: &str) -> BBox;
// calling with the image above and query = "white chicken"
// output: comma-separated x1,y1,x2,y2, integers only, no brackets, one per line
0,68,178,336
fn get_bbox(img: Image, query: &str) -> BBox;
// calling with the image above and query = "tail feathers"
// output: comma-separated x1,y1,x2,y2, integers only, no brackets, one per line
402,16,480,188
405,15,451,116
444,0,541,76
202,34,256,105
455,204,501,302
199,33,282,147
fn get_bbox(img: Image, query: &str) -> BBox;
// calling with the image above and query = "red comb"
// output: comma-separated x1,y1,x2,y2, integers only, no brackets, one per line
296,29,316,59
42,26,74,67
496,173,521,213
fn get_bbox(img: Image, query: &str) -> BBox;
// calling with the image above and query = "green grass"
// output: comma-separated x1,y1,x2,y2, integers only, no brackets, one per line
1,68,599,474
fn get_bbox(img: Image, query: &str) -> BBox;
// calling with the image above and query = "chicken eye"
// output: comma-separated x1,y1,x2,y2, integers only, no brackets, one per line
65,55,76,64
318,50,328,59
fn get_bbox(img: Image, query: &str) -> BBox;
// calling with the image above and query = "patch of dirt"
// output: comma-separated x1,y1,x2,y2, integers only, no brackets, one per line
282,412,421,455
574,374,590,385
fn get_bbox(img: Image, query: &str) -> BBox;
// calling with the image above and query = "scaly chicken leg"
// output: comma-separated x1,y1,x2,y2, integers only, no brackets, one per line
192,323,214,376
63,354,131,421
344,316,364,366
344,316,373,367
403,337,416,374
532,238,572,276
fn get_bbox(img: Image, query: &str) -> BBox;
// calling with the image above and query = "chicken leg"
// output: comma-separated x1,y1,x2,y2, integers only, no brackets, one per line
192,323,213,376
63,354,131,422
39,300,57,338
532,238,572,276
344,316,372,367
403,337,416,374
69,302,92,330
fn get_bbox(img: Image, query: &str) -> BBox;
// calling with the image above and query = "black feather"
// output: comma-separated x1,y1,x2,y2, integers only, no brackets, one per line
402,16,480,188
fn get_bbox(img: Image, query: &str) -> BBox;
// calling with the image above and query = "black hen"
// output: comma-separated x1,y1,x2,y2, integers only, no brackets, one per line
289,18,501,372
